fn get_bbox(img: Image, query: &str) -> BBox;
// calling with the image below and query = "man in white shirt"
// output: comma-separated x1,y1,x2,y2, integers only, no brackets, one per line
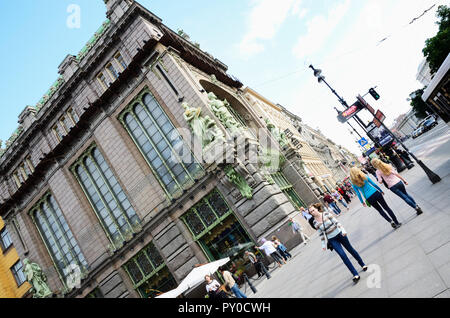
256,238,286,268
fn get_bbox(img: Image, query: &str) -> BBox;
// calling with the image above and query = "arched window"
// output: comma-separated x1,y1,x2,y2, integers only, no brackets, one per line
31,193,88,284
72,146,140,249
120,91,203,199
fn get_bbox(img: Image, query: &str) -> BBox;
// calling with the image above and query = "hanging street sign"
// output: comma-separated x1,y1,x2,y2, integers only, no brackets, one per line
358,138,368,147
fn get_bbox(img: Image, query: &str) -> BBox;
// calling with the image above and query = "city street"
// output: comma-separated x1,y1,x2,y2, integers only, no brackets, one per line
246,122,450,298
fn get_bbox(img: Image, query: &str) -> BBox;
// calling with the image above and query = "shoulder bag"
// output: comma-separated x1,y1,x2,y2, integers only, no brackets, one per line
320,212,334,252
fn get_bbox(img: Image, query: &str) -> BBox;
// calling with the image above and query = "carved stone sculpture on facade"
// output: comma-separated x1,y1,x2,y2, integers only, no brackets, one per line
23,258,53,298
224,165,253,199
265,119,289,149
207,92,242,134
182,102,224,149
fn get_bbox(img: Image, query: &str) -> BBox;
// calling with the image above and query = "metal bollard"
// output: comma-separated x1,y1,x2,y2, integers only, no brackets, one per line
260,261,271,279
243,273,257,294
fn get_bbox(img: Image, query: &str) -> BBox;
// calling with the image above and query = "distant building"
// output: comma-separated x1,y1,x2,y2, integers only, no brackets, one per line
275,104,358,186
0,217,31,298
391,110,421,137
243,87,337,196
416,58,433,87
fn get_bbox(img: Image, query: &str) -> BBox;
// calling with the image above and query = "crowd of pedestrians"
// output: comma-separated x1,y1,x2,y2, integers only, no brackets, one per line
204,158,423,297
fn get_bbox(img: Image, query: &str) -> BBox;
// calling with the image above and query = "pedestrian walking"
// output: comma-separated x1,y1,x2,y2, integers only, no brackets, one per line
271,236,292,261
371,158,423,215
300,207,317,230
300,207,312,221
309,203,368,283
289,217,310,245
350,167,402,229
219,266,247,298
337,186,351,204
323,192,342,215
256,238,286,268
245,251,264,278
205,275,228,299
331,190,350,211
344,181,356,197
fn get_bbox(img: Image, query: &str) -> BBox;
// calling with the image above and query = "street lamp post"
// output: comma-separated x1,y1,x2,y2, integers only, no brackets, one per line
309,65,441,184
309,65,376,144
309,65,374,142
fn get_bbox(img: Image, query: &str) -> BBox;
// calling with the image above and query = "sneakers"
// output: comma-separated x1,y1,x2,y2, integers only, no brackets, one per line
395,223,402,229
353,276,361,283
362,266,368,272
416,206,423,215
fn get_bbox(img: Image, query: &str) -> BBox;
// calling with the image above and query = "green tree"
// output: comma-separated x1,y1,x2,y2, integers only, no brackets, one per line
422,5,450,74
409,88,429,119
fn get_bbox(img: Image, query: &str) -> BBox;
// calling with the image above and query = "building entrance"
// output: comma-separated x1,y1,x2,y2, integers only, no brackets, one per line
181,189,255,283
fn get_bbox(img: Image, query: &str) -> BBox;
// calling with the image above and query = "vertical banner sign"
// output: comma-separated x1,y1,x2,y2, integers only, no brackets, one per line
357,95,375,115
374,110,386,128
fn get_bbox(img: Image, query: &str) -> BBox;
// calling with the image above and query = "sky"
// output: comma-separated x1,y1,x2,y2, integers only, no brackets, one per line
0,0,447,155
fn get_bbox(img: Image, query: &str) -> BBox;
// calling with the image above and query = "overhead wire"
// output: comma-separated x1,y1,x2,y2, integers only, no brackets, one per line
252,2,441,89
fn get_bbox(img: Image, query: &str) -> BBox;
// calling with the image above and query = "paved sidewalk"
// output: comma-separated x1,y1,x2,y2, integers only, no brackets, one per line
245,127,450,298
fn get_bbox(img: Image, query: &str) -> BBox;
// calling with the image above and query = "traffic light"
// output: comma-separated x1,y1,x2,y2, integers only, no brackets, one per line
369,88,380,100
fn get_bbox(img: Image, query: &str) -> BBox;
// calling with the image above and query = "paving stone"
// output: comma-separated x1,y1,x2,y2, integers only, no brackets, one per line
428,242,450,268
433,289,450,298
420,231,450,254
391,271,447,298
383,246,428,278
438,262,450,289
386,260,435,295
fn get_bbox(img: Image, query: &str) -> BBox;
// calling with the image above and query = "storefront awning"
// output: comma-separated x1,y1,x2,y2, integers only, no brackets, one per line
156,257,230,298
422,53,450,101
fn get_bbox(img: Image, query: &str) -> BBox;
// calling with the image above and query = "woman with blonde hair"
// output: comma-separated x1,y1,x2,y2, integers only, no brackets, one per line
371,158,423,215
350,167,402,229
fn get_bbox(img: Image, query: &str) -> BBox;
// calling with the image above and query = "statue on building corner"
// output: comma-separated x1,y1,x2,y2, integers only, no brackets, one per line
23,258,53,298
182,102,224,149
265,119,289,149
207,92,242,133
224,165,253,199
210,74,218,84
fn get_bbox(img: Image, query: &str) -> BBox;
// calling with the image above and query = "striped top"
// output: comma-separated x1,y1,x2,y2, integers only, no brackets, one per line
313,212,347,249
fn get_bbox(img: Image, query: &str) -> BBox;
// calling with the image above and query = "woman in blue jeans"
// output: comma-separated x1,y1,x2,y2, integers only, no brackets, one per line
309,203,367,283
350,167,402,229
371,158,423,215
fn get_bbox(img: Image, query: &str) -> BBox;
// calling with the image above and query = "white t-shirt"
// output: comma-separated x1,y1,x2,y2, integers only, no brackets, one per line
206,279,221,293
259,241,277,256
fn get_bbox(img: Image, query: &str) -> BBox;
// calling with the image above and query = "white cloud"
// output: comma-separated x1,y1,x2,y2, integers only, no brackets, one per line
286,0,443,154
292,0,351,60
238,0,302,58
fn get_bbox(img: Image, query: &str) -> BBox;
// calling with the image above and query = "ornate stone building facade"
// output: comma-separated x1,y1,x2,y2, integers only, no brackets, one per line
243,88,337,196
278,105,358,187
0,0,315,298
